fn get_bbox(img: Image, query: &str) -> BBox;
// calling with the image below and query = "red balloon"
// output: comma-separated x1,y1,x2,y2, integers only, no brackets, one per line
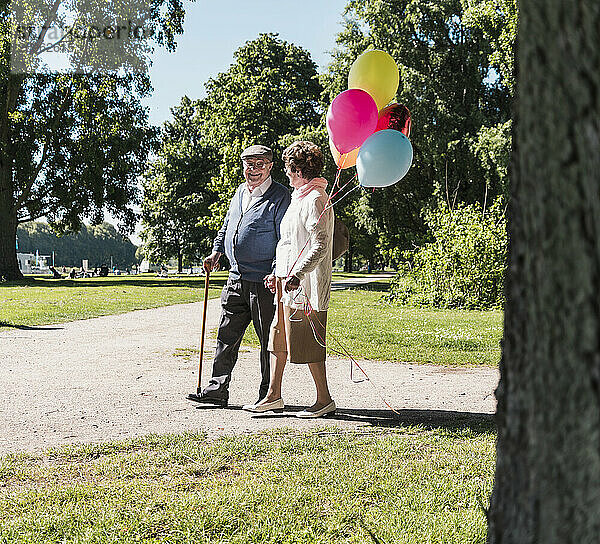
376,104,412,138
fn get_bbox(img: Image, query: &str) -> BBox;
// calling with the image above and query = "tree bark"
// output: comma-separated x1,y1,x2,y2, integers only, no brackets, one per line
488,1,600,542
0,202,21,281
0,67,25,280
344,241,353,273
0,81,22,281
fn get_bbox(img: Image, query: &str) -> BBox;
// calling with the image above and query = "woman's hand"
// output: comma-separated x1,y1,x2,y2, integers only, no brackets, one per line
284,275,301,292
263,273,276,293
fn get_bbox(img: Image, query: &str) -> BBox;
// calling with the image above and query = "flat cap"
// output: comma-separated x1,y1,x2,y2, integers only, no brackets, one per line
240,145,273,161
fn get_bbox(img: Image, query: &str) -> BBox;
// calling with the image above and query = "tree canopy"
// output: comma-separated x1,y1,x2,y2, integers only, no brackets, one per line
321,0,514,261
0,0,190,280
141,97,219,272
142,3,516,273
17,221,137,268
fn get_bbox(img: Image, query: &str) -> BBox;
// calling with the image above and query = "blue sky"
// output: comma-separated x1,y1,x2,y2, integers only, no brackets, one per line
143,0,349,126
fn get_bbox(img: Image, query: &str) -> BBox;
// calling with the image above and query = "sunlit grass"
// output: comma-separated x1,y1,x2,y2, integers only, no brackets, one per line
0,426,494,544
245,289,502,366
1,274,502,366
0,273,227,329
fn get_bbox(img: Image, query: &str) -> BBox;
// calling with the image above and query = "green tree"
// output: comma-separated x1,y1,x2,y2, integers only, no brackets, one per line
463,0,517,92
323,0,513,259
388,197,507,309
463,0,516,206
17,221,137,267
201,33,323,230
0,0,190,280
134,244,145,263
141,96,219,272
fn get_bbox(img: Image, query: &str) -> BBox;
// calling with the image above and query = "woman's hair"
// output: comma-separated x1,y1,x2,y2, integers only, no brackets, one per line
282,141,324,180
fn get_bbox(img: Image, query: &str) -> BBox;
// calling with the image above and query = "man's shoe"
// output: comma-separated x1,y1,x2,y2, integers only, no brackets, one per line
242,398,284,413
296,400,336,419
186,392,228,407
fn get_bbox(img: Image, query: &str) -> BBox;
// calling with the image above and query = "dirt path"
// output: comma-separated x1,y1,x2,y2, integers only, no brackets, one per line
0,300,498,455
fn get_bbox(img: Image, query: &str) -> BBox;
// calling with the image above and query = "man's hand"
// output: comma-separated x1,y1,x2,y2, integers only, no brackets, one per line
203,252,221,273
283,275,300,292
263,273,276,293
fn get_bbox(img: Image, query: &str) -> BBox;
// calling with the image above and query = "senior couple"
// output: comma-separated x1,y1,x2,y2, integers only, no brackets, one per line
188,141,336,418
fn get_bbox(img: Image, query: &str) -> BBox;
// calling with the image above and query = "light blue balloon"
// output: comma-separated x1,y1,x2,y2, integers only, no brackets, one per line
356,129,413,188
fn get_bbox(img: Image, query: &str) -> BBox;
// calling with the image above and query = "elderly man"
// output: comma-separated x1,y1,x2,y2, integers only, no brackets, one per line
188,145,291,407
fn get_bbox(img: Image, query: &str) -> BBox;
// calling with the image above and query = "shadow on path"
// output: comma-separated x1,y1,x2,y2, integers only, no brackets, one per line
201,404,495,433
0,322,64,331
331,281,390,292
334,407,494,432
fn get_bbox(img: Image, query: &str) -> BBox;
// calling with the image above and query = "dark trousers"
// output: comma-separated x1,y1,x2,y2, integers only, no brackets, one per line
202,276,275,402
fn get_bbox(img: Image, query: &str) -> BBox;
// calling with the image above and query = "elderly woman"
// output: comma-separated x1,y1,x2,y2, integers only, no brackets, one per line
243,141,336,418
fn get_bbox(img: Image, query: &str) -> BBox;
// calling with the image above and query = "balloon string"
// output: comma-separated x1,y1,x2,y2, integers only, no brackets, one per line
299,292,401,416
328,173,358,201
339,153,348,169
324,183,362,212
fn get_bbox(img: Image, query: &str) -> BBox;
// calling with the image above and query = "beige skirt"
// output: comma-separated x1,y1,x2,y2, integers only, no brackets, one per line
268,278,327,364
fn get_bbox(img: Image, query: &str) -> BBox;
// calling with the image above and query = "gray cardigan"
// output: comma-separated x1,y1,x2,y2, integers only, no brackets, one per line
213,181,291,282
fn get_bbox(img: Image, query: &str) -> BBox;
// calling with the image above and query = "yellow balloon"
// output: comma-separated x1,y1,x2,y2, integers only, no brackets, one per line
329,138,359,169
348,50,400,110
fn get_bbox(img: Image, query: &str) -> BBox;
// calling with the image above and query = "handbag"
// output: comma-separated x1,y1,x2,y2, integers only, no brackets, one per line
332,217,350,260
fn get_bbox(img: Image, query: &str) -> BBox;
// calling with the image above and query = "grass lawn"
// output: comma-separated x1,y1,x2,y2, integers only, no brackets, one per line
245,289,502,367
1,274,502,366
0,273,228,329
0,426,494,543
328,291,502,366
1,275,497,541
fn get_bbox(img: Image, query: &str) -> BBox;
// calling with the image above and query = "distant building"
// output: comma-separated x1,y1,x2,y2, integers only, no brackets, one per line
17,253,34,274
140,259,150,273
17,252,51,274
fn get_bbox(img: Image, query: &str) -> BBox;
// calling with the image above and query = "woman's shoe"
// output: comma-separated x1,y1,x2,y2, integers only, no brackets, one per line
296,400,336,418
242,398,284,413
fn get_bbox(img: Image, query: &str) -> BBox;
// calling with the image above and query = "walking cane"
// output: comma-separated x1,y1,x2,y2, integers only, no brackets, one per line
187,268,210,401
196,268,211,393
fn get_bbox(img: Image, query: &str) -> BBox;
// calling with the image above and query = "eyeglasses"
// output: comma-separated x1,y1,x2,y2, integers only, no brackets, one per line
242,160,271,170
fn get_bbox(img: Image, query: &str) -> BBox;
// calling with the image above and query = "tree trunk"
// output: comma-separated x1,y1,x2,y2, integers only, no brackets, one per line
0,144,21,280
0,204,22,281
0,67,24,281
344,241,353,273
488,1,600,542
177,249,183,274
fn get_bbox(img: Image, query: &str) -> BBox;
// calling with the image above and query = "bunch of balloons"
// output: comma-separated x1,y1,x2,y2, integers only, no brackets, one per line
326,50,413,188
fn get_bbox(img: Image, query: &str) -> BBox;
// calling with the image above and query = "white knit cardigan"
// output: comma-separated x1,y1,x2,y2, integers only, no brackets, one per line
274,186,334,311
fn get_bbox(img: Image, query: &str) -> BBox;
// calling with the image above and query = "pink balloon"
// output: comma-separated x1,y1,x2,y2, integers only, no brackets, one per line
326,89,378,154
